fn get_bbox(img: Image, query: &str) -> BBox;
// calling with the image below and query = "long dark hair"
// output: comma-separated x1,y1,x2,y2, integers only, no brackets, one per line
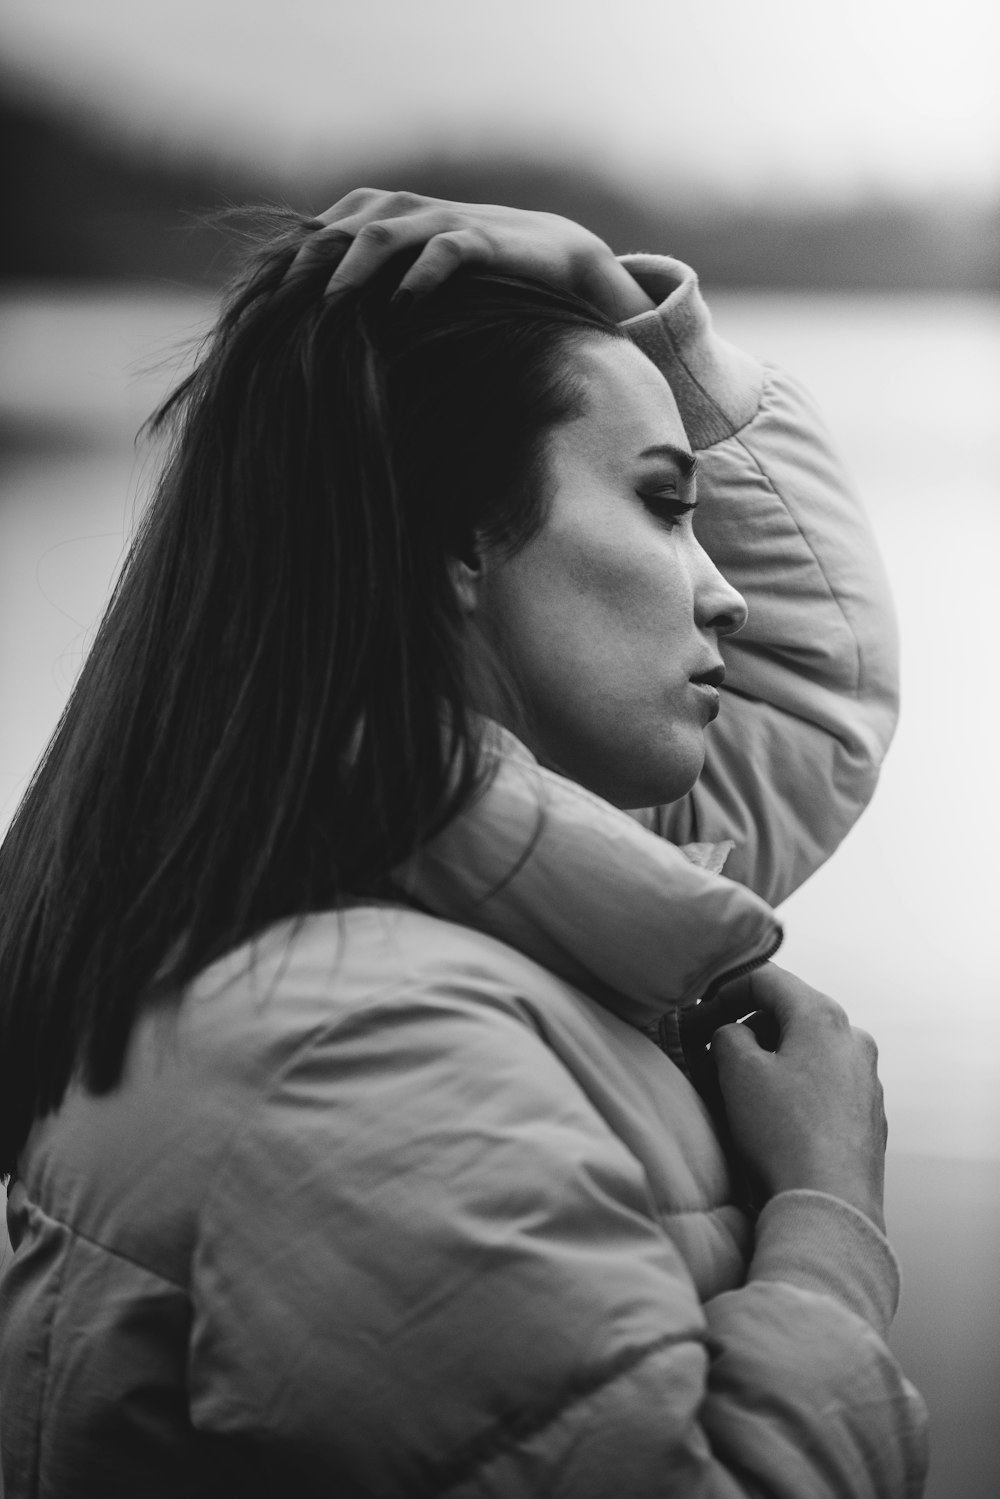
0,209,625,1175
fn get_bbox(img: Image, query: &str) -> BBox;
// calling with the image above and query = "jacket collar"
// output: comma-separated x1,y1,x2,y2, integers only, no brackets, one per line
394,726,781,1033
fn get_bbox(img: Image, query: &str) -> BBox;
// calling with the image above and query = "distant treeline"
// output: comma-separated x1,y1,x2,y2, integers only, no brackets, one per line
2,87,997,292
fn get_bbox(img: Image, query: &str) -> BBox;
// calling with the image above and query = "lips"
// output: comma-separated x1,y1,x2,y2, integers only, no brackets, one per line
689,664,725,723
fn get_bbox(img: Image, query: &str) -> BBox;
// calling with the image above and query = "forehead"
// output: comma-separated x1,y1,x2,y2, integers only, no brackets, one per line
555,336,690,465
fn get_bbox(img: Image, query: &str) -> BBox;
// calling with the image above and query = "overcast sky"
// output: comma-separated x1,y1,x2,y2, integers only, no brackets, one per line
3,0,998,205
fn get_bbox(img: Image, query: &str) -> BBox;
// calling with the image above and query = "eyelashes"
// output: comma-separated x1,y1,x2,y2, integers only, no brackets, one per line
638,489,697,530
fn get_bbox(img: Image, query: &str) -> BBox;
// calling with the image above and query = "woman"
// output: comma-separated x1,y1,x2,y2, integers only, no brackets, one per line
0,190,927,1495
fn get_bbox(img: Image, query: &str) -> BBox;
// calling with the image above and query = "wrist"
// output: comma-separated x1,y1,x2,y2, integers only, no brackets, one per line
574,247,655,322
763,1171,886,1235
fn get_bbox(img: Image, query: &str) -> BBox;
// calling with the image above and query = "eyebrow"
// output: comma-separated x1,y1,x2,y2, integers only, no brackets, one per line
638,443,698,479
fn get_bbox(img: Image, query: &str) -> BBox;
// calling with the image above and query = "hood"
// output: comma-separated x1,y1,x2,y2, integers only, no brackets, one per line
394,726,782,1035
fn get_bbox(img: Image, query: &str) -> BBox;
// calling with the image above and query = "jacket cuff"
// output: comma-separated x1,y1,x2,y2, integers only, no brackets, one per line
618,252,763,450
748,1189,901,1340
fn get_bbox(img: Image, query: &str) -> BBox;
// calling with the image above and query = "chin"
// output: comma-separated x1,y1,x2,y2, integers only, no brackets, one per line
593,741,706,812
532,717,707,811
618,772,702,812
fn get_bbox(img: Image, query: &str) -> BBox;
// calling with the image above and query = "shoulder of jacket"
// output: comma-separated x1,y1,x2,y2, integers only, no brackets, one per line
179,904,568,1065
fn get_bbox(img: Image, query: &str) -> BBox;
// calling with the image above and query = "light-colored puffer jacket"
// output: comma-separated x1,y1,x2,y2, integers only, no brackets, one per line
0,257,929,1498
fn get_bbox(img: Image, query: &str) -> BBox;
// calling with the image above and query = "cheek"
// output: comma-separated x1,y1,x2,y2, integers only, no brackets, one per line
477,530,705,805
559,535,693,660
488,531,635,670
540,504,675,620
490,535,692,706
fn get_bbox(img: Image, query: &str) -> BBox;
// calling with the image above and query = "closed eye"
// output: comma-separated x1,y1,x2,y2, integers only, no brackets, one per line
639,489,697,531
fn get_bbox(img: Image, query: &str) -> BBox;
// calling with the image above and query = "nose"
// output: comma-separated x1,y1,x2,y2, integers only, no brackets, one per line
695,550,748,638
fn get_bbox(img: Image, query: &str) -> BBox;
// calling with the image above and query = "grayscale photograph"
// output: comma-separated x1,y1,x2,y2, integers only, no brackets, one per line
0,2,997,1495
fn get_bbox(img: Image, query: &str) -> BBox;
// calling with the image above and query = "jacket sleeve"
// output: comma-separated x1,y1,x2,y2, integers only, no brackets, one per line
187,987,928,1497
619,256,900,907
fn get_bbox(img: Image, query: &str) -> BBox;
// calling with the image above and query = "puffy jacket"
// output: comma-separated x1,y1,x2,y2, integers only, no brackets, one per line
0,257,929,1497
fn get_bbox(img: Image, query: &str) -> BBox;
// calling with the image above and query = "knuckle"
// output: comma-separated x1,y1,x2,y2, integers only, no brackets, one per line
433,232,467,262
315,224,350,248
854,1026,879,1061
711,1021,750,1055
357,220,395,250
816,993,850,1029
389,190,425,213
341,186,378,211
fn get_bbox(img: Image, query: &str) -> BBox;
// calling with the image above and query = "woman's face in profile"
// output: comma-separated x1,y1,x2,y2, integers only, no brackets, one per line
474,337,747,809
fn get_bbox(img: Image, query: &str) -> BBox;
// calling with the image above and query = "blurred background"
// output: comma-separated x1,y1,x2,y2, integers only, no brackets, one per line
1,1,998,1491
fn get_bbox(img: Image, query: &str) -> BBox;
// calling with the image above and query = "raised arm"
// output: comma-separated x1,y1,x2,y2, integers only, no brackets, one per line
620,255,899,905
286,192,900,908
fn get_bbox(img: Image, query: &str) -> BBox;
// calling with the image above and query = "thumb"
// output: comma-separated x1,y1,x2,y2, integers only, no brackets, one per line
711,1018,771,1073
678,971,760,1053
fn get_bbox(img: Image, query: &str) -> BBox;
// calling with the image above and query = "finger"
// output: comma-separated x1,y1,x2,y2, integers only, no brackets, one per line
319,188,440,228
678,971,759,1054
323,213,458,298
711,1019,767,1065
742,1008,781,1051
392,228,495,299
738,963,849,1041
281,225,353,287
283,191,439,290
314,187,390,228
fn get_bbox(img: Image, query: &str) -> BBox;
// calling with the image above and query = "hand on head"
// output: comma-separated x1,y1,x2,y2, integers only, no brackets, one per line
281,188,656,320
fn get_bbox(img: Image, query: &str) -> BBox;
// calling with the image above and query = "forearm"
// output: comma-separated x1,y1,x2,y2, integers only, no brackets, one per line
677,369,898,900
579,252,656,320
618,256,899,903
695,1192,926,1498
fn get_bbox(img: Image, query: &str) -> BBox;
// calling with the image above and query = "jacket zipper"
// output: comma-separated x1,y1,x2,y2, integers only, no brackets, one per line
674,929,785,1219
676,927,785,1065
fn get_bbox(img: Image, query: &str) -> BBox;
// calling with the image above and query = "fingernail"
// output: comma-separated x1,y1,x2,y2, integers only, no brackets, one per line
390,287,414,314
